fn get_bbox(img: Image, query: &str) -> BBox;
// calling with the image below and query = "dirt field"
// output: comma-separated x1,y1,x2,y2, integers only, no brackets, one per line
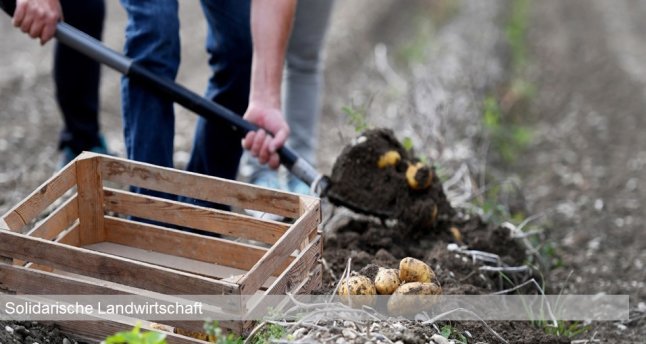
1,0,645,343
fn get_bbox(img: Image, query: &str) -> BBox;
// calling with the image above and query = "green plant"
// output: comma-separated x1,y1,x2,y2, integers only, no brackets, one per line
248,323,287,344
440,324,468,343
342,105,369,133
204,321,243,344
482,96,533,163
506,0,530,74
103,324,166,344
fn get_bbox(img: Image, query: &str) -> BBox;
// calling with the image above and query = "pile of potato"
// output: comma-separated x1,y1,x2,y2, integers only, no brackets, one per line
338,257,442,315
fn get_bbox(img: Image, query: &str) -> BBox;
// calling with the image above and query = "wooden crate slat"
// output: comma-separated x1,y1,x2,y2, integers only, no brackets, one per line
26,194,78,240
76,154,105,245
103,216,292,273
0,263,235,333
2,161,77,231
20,221,80,271
98,155,301,218
88,241,277,286
262,235,322,295
0,230,239,295
56,222,81,246
238,202,320,295
103,188,288,245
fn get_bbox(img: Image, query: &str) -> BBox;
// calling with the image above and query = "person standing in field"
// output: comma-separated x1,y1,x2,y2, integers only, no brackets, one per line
11,0,110,167
243,0,335,196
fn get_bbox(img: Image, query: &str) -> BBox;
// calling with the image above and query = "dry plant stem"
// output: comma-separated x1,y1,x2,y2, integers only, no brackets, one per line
329,257,351,303
244,321,268,344
319,258,337,284
479,265,529,273
492,278,558,327
448,244,502,265
421,308,509,344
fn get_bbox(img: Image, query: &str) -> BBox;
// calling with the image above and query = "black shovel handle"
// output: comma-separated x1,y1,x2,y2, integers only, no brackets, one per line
0,0,326,192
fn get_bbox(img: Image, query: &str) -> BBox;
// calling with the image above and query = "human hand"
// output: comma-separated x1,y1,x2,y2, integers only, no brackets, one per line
242,101,290,170
13,0,61,45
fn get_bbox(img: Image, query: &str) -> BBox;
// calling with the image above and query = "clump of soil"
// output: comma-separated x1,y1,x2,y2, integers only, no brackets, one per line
327,129,454,230
323,215,531,294
0,321,81,344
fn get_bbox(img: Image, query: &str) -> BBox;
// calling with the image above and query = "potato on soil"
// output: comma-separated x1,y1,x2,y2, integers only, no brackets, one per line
405,162,433,190
377,150,401,169
387,282,443,315
399,257,435,283
338,275,377,306
374,268,401,295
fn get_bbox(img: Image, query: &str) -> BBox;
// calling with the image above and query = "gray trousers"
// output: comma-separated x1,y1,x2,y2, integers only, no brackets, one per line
244,0,335,178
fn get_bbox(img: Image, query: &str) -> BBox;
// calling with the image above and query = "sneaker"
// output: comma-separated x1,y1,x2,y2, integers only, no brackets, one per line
287,175,312,195
57,135,111,169
246,170,284,221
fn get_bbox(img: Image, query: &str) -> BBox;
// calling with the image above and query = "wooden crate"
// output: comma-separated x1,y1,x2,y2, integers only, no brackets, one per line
0,152,322,343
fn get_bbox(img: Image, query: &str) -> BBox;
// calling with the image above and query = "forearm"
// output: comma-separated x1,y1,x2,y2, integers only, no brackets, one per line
249,0,296,108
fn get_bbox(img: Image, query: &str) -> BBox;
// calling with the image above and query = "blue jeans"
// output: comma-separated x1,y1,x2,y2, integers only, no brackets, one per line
120,0,252,203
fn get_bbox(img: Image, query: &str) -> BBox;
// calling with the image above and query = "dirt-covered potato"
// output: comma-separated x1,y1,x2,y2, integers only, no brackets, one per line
399,257,435,283
338,275,377,306
374,268,401,295
405,162,433,190
387,282,443,315
377,150,401,169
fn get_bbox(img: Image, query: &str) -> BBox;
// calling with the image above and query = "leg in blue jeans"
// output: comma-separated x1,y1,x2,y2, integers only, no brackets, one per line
54,0,105,157
120,0,180,200
184,0,252,207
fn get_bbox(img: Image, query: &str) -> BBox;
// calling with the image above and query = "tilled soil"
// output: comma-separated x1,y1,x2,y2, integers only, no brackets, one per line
0,321,81,344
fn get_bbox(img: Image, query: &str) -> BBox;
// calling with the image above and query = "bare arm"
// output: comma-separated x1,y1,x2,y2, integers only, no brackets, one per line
242,0,297,169
13,0,61,44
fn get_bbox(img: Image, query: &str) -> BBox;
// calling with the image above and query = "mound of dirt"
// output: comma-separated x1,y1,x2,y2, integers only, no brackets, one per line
0,322,81,344
327,129,454,229
323,214,530,294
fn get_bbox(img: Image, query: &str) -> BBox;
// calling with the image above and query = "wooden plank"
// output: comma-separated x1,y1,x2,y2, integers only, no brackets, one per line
0,261,129,295
297,264,323,295
238,203,320,295
104,188,288,245
76,154,105,245
0,263,233,333
0,230,239,295
263,236,322,295
20,221,80,270
2,161,77,231
26,194,78,240
56,222,81,246
104,216,291,273
87,241,278,286
98,155,301,218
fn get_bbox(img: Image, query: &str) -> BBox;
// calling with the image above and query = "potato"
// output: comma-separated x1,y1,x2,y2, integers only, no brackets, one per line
387,282,443,315
405,162,432,190
399,257,435,283
338,275,377,306
377,150,401,169
374,268,401,295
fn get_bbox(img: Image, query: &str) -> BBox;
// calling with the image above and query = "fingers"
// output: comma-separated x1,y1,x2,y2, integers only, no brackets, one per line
19,8,35,35
270,127,289,153
40,21,57,44
13,0,60,44
12,2,26,28
29,18,45,41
